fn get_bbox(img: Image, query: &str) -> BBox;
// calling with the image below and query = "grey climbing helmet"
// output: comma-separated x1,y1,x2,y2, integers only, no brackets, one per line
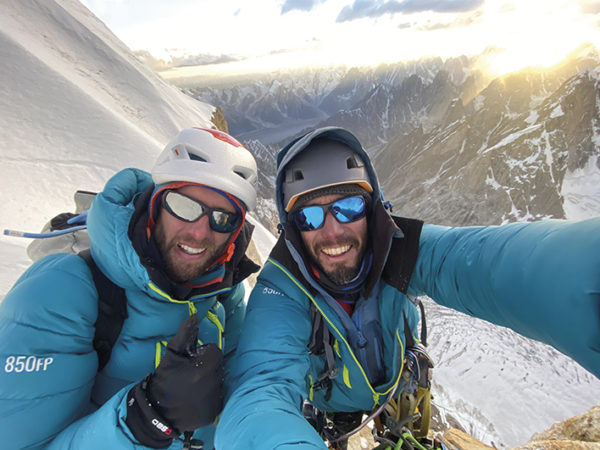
281,137,373,212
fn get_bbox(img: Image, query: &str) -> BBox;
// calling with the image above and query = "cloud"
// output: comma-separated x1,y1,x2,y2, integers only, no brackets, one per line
415,9,484,31
578,0,600,14
281,0,327,14
337,0,484,22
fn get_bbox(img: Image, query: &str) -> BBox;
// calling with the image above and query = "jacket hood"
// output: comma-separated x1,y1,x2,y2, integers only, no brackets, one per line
86,168,154,292
275,127,382,225
273,127,413,301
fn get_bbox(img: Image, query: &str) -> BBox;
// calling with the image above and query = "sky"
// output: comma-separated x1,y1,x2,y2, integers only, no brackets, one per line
80,0,600,77
2,2,600,447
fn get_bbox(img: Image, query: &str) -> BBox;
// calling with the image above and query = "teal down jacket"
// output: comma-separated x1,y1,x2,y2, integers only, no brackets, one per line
0,168,255,449
215,127,600,449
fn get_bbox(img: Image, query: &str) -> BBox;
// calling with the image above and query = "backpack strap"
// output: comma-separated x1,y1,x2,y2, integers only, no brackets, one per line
78,249,128,372
307,302,339,401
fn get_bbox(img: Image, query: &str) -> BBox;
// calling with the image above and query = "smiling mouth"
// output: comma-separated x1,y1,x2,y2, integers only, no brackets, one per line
321,244,351,256
178,243,206,255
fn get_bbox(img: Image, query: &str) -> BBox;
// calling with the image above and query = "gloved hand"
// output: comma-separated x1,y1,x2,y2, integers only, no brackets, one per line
125,315,224,448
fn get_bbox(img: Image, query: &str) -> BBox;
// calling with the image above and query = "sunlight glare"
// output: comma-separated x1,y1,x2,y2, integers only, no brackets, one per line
481,0,599,76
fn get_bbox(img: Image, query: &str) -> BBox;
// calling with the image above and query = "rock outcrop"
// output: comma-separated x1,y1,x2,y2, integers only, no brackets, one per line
514,403,600,450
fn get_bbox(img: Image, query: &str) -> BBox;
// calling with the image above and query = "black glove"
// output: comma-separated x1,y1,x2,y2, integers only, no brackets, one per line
125,315,224,448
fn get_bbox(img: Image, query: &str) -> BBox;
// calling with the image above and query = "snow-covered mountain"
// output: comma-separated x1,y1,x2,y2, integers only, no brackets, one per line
0,2,275,300
0,0,218,235
186,57,487,147
376,51,600,226
186,45,600,228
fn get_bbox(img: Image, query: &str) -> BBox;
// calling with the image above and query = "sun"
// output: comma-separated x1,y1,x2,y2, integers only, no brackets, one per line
486,46,571,76
477,0,600,77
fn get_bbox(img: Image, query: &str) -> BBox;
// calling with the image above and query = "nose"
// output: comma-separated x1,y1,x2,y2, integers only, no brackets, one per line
186,214,213,239
320,211,344,238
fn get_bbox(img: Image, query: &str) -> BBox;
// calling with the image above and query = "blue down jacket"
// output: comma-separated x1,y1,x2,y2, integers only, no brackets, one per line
215,127,600,449
0,168,257,449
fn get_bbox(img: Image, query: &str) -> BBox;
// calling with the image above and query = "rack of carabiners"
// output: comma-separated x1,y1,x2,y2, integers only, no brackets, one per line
371,406,445,450
318,407,447,450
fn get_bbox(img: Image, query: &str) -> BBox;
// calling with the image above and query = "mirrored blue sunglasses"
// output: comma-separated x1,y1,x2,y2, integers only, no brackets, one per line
163,190,240,233
291,195,368,232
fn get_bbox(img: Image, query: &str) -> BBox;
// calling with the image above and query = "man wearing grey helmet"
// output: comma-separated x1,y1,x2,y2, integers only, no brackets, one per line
215,126,600,449
0,128,260,449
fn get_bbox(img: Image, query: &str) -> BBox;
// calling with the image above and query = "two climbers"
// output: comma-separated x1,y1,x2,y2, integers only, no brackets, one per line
2,125,599,450
0,128,259,449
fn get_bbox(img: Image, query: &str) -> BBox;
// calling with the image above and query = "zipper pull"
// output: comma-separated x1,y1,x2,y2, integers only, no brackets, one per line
182,431,204,450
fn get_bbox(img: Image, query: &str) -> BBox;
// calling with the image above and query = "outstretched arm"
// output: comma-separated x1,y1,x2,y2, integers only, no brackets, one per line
409,217,600,377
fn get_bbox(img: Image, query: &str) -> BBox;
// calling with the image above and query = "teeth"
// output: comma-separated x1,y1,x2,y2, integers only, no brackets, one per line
179,244,205,255
322,245,350,256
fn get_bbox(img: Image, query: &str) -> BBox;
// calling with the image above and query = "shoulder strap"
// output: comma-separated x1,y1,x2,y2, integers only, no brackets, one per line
78,249,128,372
308,301,338,401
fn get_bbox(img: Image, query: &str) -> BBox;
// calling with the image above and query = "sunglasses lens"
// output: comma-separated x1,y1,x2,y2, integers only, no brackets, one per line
294,206,325,231
210,210,240,233
293,196,367,231
331,196,366,223
164,191,204,222
164,191,240,233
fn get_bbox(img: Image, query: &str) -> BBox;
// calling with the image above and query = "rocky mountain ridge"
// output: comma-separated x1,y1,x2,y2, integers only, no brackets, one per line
377,62,600,225
184,44,600,229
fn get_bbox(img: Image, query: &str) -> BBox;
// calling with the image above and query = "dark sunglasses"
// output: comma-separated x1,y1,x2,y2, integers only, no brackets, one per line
163,190,240,233
291,195,368,232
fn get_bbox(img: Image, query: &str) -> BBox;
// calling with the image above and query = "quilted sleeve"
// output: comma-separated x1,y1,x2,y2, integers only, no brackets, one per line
409,217,600,377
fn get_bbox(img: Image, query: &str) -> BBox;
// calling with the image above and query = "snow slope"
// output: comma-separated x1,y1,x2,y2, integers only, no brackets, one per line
0,0,215,233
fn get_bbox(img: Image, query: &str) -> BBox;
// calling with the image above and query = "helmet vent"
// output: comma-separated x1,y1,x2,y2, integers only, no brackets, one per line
189,154,207,162
234,170,247,180
346,156,361,169
293,170,304,181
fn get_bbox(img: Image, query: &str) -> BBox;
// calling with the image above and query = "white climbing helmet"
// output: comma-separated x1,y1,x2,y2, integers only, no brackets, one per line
152,128,258,210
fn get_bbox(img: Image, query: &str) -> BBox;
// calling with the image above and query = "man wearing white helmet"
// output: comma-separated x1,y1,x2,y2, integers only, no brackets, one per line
0,128,260,449
215,127,600,449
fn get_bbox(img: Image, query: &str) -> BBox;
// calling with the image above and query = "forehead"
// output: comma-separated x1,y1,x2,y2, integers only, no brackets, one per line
304,194,345,206
175,185,234,211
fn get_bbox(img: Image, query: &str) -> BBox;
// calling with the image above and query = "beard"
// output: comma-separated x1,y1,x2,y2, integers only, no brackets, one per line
308,236,367,285
324,261,362,285
155,228,229,283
